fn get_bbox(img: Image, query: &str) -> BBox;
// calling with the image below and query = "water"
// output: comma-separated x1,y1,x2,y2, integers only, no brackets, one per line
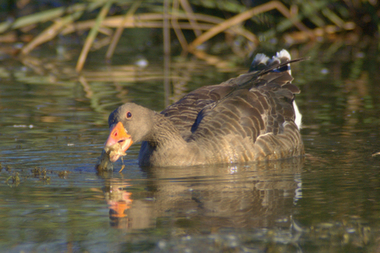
1,45,380,252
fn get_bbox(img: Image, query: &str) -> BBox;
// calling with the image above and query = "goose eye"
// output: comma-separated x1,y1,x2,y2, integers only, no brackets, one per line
126,111,132,119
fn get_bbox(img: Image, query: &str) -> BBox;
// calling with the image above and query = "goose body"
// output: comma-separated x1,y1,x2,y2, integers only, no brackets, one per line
103,50,304,167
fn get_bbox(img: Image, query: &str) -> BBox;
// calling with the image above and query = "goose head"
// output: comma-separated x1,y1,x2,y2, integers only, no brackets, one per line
104,103,154,162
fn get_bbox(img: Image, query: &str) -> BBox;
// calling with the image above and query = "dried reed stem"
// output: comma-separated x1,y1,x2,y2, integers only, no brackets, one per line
76,2,112,72
188,1,313,51
106,0,142,61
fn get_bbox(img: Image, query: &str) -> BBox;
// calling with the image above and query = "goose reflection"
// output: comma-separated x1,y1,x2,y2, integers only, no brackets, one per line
102,157,303,231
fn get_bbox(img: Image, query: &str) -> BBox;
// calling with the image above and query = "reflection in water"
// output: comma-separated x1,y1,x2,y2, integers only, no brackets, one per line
103,158,303,232
104,179,134,229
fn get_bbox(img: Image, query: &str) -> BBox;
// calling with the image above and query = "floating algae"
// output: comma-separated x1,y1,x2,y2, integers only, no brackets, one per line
96,142,127,171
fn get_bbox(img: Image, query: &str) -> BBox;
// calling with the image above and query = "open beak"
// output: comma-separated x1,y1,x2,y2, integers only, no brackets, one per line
104,122,133,162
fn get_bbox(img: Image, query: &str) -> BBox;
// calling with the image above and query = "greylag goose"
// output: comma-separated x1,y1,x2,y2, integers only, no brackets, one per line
101,50,304,168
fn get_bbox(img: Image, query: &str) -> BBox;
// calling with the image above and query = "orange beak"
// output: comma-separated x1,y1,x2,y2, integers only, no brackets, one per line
104,122,133,162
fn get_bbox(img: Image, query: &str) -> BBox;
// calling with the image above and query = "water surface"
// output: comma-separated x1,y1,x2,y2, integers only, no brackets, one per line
1,45,380,252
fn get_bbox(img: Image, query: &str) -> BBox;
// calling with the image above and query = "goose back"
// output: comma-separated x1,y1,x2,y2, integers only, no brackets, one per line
138,50,304,166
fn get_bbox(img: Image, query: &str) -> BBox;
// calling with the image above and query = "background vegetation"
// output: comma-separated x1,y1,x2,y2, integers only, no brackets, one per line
0,0,379,72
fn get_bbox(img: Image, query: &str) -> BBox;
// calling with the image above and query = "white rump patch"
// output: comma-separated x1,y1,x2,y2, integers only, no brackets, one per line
293,101,302,129
252,53,269,65
276,49,291,60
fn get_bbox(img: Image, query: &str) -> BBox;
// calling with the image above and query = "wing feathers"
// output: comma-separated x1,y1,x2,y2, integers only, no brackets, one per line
162,49,303,162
